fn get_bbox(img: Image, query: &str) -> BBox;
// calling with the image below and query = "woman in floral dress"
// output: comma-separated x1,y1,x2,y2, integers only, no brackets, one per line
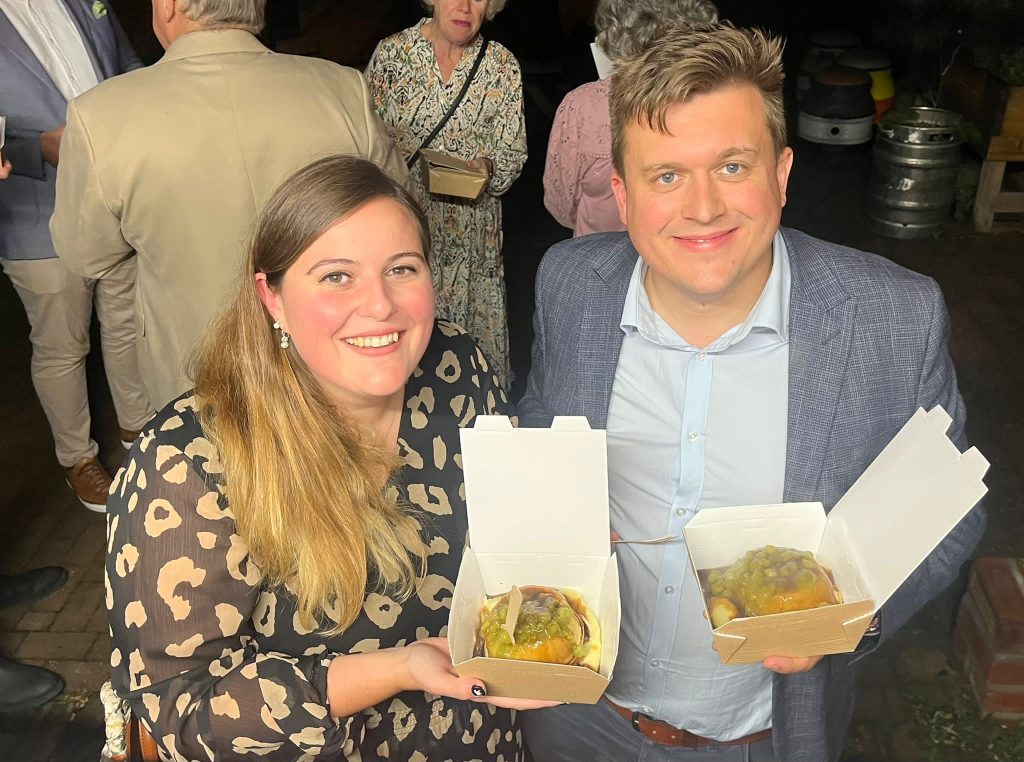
366,0,527,384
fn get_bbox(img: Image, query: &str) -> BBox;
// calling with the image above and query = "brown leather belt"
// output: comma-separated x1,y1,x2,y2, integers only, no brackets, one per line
605,698,772,748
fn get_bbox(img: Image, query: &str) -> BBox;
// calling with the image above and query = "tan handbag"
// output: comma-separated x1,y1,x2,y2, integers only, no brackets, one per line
101,680,160,762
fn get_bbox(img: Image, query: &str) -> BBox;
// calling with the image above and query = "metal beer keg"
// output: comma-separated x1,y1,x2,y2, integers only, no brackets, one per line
798,66,876,145
837,48,895,122
797,30,861,101
867,107,964,239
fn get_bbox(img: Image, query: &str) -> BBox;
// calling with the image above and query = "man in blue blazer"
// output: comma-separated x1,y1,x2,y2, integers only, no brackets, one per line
520,23,985,762
0,0,150,511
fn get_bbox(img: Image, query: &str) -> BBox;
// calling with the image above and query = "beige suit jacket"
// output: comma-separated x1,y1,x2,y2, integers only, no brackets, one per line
51,29,410,410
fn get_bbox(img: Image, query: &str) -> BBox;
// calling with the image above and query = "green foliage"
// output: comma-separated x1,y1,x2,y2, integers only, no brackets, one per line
996,48,1024,85
846,661,1024,760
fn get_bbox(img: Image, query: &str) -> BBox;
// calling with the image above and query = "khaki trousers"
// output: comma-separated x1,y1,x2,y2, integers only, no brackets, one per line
1,255,151,468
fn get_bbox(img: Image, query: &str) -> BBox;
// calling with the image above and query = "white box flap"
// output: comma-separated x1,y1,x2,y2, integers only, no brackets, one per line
460,416,609,557
684,503,825,570
821,406,989,611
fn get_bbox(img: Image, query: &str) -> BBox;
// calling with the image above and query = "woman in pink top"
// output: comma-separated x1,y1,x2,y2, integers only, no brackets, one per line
543,0,719,236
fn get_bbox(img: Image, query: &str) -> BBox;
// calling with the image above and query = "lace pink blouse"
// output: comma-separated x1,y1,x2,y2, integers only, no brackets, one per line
543,79,626,237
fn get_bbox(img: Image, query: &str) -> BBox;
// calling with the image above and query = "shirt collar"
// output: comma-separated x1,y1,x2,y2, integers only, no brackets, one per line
620,229,791,349
158,29,269,64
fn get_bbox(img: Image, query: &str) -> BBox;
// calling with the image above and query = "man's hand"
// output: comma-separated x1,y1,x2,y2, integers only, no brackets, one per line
762,655,823,674
40,126,65,167
0,160,11,180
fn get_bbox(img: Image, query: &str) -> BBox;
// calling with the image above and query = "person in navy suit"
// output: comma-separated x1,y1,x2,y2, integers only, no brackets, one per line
0,0,151,512
520,22,985,762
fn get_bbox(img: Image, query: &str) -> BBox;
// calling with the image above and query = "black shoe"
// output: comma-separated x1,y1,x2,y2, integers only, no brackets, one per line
0,657,64,712
0,567,69,609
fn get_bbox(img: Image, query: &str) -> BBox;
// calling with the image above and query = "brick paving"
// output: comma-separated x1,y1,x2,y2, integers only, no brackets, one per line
2,497,110,692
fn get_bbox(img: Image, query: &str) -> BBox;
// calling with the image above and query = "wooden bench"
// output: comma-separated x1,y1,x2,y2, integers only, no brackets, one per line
940,60,1024,233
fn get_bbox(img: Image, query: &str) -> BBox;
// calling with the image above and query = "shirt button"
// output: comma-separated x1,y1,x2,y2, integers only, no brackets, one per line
698,352,708,361
687,431,699,442
676,508,685,517
664,586,675,595
650,659,661,668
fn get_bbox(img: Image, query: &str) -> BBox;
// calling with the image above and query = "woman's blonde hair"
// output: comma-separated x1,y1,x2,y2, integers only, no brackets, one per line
191,156,430,633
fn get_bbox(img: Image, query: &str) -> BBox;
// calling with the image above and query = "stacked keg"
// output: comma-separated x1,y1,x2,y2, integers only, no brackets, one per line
797,30,860,102
836,48,895,122
867,107,964,239
798,66,876,145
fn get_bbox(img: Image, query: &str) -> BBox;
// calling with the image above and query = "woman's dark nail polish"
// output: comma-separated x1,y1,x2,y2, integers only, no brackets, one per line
471,684,487,697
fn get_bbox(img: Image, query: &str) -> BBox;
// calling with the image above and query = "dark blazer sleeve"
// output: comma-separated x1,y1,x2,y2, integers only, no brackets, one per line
111,10,143,73
518,253,555,428
5,127,45,180
865,278,986,651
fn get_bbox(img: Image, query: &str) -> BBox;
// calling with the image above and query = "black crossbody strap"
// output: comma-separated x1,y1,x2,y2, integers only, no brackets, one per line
406,40,489,169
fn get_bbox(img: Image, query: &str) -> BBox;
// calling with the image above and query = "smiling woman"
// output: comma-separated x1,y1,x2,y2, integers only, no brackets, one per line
103,156,544,761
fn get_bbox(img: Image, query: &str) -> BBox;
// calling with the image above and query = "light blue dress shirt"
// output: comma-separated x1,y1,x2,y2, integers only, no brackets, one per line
604,231,792,741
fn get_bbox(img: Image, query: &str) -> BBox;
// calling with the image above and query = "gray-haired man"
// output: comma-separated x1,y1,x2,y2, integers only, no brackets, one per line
51,0,409,411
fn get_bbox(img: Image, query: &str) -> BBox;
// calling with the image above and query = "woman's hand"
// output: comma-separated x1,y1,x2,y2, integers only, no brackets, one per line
0,160,11,180
403,637,560,710
467,156,494,180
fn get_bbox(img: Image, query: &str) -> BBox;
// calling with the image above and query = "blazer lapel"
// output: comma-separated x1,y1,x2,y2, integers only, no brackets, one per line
782,231,857,504
61,0,106,80
0,12,60,93
578,240,636,428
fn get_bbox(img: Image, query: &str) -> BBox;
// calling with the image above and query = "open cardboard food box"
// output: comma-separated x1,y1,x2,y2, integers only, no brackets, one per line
684,406,989,665
419,149,488,199
448,416,620,703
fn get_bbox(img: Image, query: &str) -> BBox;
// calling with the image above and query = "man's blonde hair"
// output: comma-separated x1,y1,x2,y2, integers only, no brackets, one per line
610,21,787,176
177,0,265,34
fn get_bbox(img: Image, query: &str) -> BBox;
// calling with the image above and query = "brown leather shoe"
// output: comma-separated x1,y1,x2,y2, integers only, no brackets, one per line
119,427,140,450
65,456,112,512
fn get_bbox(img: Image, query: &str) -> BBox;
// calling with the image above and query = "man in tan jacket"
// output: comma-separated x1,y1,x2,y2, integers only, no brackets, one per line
51,0,410,411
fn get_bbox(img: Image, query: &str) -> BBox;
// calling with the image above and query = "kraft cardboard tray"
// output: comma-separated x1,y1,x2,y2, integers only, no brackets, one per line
419,149,488,200
448,416,620,703
684,406,989,665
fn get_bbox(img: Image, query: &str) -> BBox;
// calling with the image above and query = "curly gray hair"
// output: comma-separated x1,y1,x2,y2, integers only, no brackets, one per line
176,0,265,34
420,0,507,22
596,0,719,61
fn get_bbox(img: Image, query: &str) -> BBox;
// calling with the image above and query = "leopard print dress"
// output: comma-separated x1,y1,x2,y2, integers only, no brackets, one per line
106,323,524,761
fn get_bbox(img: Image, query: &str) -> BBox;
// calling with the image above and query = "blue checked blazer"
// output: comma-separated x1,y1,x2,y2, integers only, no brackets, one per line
519,227,986,761
0,0,141,260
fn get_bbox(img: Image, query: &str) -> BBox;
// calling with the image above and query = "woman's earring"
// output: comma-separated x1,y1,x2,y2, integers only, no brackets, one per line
273,321,291,349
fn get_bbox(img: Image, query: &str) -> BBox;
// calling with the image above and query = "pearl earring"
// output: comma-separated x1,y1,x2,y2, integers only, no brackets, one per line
273,321,290,349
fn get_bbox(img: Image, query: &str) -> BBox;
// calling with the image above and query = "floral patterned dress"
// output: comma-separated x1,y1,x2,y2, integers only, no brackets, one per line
106,323,524,761
366,20,528,385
